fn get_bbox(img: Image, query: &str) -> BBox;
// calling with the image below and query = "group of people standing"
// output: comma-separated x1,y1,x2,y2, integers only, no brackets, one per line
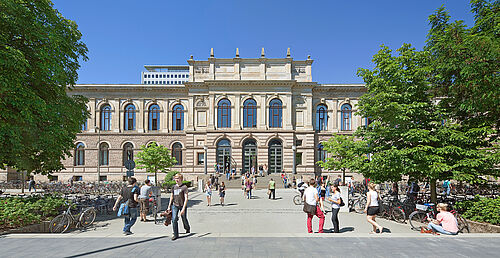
204,180,226,206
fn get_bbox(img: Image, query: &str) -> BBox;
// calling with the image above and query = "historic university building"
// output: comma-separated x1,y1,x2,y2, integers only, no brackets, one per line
0,49,367,183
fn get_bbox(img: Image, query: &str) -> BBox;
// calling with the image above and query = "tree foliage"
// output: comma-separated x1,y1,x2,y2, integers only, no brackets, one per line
318,134,365,183
355,43,498,202
135,142,177,186
0,0,89,174
426,0,499,137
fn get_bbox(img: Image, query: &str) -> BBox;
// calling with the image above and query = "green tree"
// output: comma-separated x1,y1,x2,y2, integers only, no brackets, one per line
0,1,89,179
135,142,177,186
426,0,499,138
318,134,365,184
356,44,498,203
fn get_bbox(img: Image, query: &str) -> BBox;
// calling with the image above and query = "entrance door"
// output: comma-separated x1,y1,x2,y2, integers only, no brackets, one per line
243,139,257,173
217,139,232,173
268,139,282,174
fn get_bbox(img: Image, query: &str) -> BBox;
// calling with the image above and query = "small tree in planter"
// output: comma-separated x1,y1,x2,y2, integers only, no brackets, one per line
136,142,177,186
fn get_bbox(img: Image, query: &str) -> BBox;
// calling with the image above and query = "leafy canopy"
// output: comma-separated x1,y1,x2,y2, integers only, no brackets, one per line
0,0,89,174
135,142,177,176
318,134,365,182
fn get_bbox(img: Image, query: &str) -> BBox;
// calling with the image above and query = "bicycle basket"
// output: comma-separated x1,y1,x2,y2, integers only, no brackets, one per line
415,204,428,211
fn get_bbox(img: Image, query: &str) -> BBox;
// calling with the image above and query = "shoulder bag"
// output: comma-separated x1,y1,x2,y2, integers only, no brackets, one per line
303,202,316,215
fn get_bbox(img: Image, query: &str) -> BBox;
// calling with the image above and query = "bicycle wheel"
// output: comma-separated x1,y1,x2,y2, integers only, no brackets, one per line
391,207,406,224
456,213,470,233
354,198,366,214
79,207,96,228
409,211,427,231
293,195,302,205
50,214,71,233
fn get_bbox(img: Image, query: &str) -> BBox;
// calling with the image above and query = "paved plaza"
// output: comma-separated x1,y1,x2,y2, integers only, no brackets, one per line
2,189,499,257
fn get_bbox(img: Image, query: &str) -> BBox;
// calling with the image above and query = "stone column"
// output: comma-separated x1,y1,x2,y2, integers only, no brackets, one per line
208,94,215,129
260,95,267,129
284,93,293,130
187,96,194,130
234,94,241,129
161,99,169,133
110,99,120,133
137,99,144,133
305,95,313,130
88,98,96,131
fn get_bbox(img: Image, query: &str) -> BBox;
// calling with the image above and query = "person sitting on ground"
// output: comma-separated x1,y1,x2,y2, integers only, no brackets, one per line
423,203,458,235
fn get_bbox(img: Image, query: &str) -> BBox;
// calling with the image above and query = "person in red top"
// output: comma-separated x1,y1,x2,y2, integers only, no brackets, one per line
424,203,459,235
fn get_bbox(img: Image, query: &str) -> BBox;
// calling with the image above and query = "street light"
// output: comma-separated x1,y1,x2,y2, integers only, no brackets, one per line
203,146,208,175
292,145,297,174
95,126,101,182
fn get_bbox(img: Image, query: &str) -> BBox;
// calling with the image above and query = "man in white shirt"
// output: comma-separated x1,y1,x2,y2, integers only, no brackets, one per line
303,178,325,233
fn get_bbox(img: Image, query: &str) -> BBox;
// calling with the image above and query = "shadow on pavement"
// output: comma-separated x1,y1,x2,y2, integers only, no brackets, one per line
66,236,168,257
340,227,355,233
197,232,211,237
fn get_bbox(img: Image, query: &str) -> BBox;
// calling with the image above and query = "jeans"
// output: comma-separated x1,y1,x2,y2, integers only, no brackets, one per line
123,207,138,232
172,205,190,237
29,185,36,192
331,208,340,233
247,189,252,199
307,205,325,233
427,223,457,235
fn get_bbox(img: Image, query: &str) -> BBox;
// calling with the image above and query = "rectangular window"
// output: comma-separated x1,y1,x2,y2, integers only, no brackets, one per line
296,153,302,165
99,176,107,181
73,176,83,181
49,175,58,181
295,140,303,146
198,153,204,165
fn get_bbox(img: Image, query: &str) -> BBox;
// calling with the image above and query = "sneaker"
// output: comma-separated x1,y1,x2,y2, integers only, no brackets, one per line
124,231,133,235
171,235,178,241
185,229,190,234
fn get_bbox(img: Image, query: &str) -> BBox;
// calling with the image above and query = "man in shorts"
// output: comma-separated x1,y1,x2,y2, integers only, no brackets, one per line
138,179,152,222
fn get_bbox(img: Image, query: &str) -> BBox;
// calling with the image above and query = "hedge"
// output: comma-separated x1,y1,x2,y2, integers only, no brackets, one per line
458,196,500,226
0,195,66,230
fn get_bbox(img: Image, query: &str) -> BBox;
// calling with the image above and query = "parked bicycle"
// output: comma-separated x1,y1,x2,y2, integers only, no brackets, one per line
408,203,469,233
49,201,96,233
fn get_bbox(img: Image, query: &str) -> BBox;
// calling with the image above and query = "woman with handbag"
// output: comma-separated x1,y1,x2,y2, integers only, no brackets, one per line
364,182,384,234
327,183,342,233
303,178,325,233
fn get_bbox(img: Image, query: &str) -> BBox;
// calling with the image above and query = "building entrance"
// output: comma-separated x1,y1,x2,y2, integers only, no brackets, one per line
268,139,282,174
217,139,232,173
243,139,257,174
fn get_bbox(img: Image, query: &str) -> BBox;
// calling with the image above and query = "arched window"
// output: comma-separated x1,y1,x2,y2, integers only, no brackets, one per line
172,104,184,131
217,99,231,128
316,104,328,131
217,139,232,172
243,99,257,128
172,142,182,165
123,142,134,166
317,143,326,163
74,143,85,166
99,142,109,166
149,104,160,131
124,104,136,131
100,105,112,131
341,104,352,131
269,99,282,128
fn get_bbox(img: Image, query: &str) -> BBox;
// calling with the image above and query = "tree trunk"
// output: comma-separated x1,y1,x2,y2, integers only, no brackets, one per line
21,171,25,194
342,168,346,185
430,179,437,204
155,171,158,187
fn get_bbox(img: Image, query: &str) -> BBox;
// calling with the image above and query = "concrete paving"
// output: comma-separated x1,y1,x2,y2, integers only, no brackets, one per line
2,189,500,257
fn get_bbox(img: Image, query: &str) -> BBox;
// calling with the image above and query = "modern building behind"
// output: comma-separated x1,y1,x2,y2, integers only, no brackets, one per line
0,49,366,183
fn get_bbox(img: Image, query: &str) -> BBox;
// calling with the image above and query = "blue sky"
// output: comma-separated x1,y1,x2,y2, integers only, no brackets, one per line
52,0,475,84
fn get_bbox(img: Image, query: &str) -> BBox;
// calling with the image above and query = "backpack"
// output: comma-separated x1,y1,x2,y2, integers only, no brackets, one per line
442,181,449,188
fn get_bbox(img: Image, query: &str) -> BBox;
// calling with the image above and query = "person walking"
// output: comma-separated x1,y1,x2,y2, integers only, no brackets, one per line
219,182,226,206
327,184,341,233
204,181,212,206
138,179,153,222
252,176,258,190
113,177,140,235
365,182,383,234
28,178,36,192
304,178,325,233
167,174,190,241
268,178,276,200
245,177,253,199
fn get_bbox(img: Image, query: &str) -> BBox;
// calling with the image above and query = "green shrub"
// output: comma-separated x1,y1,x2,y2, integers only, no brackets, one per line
0,195,66,230
461,197,500,225
164,170,179,182
161,180,192,189
454,195,481,213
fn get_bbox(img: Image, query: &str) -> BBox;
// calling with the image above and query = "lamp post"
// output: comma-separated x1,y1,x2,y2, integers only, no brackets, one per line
95,126,101,182
204,146,208,174
292,145,297,174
